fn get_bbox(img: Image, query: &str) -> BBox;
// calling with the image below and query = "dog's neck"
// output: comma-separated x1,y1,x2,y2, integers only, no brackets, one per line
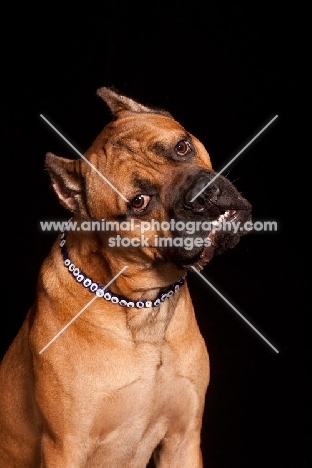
60,230,187,307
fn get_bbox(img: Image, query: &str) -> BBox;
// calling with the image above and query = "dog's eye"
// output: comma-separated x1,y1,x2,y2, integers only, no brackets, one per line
131,194,151,212
174,140,192,157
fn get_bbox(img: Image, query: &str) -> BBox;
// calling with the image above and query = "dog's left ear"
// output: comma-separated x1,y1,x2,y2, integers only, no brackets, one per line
96,87,170,117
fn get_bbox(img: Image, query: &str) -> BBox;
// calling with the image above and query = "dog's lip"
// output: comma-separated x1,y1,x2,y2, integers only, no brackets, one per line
211,209,237,225
193,231,216,271
191,209,237,271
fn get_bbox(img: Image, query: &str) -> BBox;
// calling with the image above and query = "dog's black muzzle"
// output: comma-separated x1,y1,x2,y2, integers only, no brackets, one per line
166,170,252,267
176,170,251,220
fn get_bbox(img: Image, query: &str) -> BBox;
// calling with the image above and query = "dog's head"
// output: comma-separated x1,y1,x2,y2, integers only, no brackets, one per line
46,88,251,272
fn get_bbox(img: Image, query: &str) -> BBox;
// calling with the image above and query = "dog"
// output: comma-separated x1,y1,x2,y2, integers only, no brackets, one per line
0,88,251,467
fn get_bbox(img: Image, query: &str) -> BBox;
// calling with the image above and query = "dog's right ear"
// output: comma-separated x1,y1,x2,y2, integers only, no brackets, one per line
45,153,83,213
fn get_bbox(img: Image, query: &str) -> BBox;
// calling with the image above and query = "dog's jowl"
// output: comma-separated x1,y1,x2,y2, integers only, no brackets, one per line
0,88,251,467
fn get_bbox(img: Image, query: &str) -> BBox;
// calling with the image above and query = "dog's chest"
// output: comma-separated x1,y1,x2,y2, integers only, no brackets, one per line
98,343,195,424
87,344,198,464
86,302,201,441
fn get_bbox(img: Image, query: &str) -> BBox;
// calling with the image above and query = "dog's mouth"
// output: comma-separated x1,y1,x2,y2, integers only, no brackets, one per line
193,209,237,270
167,169,252,270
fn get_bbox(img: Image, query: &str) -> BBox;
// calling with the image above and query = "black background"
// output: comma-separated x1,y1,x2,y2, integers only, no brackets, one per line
1,2,309,467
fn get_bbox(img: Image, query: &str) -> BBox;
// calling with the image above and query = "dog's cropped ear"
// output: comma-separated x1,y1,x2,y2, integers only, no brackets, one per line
45,153,83,212
96,87,170,117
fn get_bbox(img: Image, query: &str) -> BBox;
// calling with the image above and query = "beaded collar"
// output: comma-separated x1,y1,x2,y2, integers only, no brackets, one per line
59,231,186,309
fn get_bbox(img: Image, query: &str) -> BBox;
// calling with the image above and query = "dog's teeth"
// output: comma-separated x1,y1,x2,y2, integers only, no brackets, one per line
224,209,237,219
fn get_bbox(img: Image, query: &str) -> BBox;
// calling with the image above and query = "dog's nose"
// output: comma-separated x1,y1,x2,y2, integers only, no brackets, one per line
184,176,220,213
